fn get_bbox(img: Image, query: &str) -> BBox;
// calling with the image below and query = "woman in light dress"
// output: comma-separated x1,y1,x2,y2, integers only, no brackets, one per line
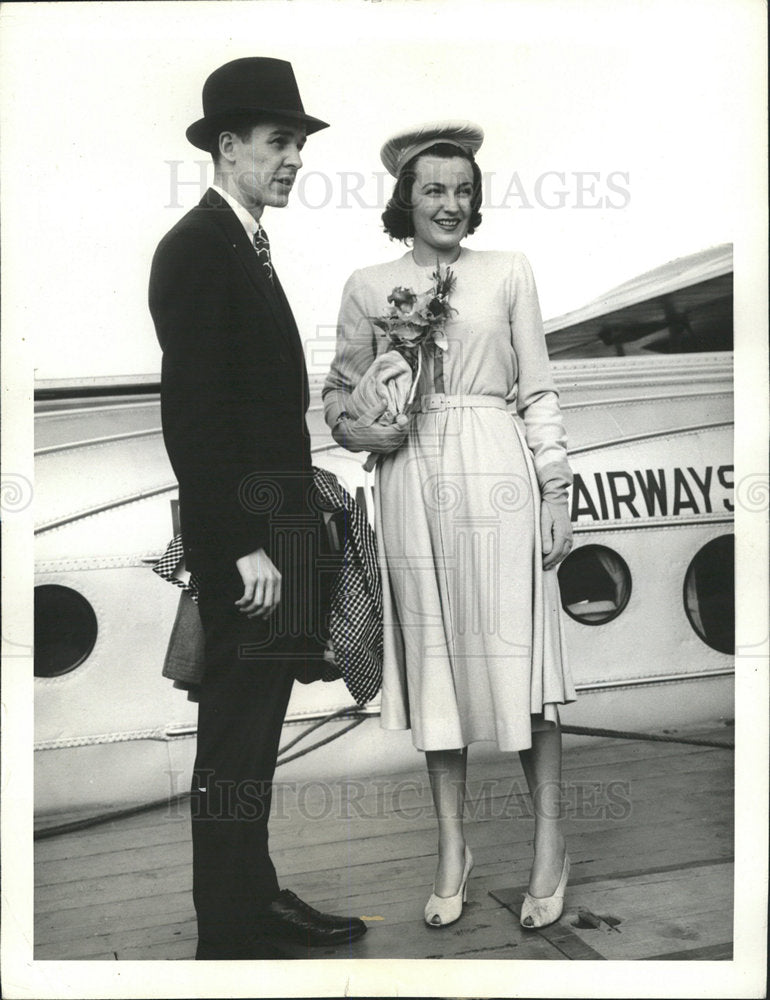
323,121,576,931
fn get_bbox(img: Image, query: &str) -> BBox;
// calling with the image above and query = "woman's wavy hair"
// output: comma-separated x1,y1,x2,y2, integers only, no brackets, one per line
381,142,483,242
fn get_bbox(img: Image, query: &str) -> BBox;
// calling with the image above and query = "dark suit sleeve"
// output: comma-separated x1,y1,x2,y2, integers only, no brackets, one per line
149,225,271,564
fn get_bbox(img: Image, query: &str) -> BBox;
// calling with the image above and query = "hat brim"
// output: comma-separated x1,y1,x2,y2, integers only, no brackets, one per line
186,109,330,150
380,120,484,177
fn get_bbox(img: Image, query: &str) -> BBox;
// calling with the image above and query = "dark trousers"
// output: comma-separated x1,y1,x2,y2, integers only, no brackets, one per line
191,571,295,958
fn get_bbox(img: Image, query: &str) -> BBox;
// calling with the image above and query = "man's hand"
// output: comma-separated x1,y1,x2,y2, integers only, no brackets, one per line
541,499,573,571
332,414,411,454
235,548,282,618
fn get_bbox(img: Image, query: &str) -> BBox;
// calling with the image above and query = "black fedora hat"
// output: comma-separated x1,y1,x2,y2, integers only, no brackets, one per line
186,57,329,150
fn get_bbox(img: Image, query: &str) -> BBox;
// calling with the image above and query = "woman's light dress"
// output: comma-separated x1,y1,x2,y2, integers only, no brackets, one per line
324,248,576,752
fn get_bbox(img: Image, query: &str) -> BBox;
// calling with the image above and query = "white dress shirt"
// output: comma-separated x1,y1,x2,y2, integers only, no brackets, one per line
211,183,260,243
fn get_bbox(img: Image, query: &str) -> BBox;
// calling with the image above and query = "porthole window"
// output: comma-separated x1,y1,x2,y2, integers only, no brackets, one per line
557,544,632,625
34,585,98,677
683,534,734,655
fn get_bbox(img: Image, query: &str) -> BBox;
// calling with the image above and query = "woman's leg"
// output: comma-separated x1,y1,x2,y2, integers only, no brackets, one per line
425,748,468,895
518,722,566,896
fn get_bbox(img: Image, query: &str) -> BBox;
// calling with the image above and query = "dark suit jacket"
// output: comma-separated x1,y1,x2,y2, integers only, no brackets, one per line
149,188,314,579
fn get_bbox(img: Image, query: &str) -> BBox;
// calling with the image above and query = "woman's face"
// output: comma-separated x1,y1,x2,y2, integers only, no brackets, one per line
410,155,475,261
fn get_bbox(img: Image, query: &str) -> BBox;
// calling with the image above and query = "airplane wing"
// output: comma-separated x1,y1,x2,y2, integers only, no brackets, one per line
544,243,733,359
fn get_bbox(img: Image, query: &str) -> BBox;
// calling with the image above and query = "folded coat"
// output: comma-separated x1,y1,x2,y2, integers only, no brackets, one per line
153,466,383,707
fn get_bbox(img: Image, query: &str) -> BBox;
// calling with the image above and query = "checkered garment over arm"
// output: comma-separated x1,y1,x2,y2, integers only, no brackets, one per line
152,466,383,706
312,466,383,704
151,535,202,602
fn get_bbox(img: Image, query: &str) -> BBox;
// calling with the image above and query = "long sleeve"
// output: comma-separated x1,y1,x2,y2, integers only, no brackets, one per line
150,226,272,562
509,253,572,504
322,270,380,429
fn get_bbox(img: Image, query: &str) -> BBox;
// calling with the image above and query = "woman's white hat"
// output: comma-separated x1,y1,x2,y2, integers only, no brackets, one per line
380,120,484,177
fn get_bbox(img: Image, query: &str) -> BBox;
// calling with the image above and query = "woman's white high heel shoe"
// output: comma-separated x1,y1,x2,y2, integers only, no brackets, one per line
424,845,473,928
520,852,570,929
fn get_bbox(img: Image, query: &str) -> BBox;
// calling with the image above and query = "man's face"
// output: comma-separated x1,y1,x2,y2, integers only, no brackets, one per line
228,120,306,210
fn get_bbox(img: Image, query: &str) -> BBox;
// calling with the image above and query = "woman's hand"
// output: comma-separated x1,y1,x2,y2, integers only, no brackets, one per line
332,414,411,454
540,499,573,571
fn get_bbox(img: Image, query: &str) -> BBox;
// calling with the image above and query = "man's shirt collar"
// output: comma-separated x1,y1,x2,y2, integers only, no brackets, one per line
211,183,261,242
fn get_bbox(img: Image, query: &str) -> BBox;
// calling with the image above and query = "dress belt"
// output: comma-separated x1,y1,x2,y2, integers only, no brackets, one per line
417,393,509,413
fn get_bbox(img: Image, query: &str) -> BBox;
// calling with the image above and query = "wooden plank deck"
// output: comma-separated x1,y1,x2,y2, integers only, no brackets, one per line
34,725,734,961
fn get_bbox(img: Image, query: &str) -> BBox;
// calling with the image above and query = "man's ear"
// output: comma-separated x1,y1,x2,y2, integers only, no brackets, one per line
217,131,236,164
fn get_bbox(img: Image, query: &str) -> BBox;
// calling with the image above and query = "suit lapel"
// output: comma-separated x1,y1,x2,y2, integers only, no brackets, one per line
200,189,292,349
199,189,309,403
272,272,310,401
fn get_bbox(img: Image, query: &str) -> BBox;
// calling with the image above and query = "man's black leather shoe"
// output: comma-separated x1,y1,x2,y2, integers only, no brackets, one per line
257,890,367,946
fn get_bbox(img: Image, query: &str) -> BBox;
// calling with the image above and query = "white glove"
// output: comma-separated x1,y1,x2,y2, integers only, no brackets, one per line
346,350,414,426
332,414,411,455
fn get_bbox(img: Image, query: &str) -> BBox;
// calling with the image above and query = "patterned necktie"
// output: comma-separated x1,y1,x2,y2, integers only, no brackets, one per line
253,225,274,283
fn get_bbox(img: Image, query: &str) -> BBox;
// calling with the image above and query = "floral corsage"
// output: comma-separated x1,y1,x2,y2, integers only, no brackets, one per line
344,263,457,472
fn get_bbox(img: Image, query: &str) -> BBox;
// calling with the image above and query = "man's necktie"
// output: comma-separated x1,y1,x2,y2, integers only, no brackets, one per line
253,225,274,283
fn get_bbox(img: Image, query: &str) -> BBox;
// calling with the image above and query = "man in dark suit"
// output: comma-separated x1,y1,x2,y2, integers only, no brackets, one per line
149,57,366,960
